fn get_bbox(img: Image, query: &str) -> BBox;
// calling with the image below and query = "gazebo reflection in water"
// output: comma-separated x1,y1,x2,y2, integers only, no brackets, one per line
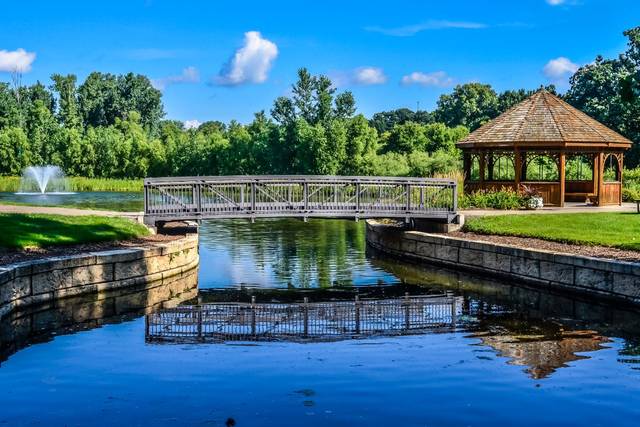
458,89,632,206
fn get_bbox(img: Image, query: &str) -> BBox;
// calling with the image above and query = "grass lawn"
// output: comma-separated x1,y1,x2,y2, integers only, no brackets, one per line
0,214,150,250
464,213,640,251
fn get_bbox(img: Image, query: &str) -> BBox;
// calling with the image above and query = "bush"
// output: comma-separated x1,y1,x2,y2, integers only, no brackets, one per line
459,187,525,210
623,168,640,201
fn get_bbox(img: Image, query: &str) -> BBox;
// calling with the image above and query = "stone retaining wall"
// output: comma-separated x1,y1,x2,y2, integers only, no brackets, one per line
366,221,640,305
0,234,199,318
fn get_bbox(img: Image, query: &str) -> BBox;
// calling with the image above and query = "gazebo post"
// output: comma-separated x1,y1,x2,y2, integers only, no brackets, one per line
479,150,486,191
514,148,522,191
559,151,566,207
596,152,604,206
619,153,624,205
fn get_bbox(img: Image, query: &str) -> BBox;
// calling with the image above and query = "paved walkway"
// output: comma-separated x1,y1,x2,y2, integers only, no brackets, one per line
461,202,636,217
1,201,636,220
0,204,142,221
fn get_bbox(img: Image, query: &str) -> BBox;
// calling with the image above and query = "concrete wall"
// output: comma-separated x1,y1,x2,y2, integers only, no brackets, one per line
0,234,199,319
366,221,640,305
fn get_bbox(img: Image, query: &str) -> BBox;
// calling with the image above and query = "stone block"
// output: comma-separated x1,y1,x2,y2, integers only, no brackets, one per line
611,273,640,299
92,248,144,264
114,259,149,280
458,248,485,267
31,269,73,294
434,244,458,263
483,251,511,272
0,268,14,285
416,242,436,258
30,254,95,274
574,267,611,292
0,276,31,304
539,261,574,285
400,239,416,253
511,257,540,278
72,263,114,285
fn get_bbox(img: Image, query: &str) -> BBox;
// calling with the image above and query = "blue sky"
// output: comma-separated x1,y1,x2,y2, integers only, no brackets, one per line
1,0,638,125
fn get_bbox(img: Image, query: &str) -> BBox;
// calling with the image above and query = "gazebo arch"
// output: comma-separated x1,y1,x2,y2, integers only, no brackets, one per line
457,89,632,206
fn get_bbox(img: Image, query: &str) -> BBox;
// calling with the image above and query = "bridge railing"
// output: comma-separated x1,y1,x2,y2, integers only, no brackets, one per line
145,294,457,343
144,175,457,223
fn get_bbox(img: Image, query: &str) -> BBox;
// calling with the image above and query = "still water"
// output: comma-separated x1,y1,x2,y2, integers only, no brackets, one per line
1,218,640,426
0,191,143,212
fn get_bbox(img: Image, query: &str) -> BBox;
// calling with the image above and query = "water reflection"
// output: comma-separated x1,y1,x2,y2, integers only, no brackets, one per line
475,330,609,379
198,218,397,288
369,255,640,378
0,269,197,364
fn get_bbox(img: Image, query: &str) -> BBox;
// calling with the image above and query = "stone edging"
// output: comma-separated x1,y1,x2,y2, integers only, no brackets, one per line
0,234,199,318
366,220,640,305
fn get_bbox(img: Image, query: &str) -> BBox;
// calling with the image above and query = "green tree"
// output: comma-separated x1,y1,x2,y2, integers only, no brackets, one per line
434,83,499,130
370,108,433,133
51,74,81,128
0,127,30,174
565,26,640,166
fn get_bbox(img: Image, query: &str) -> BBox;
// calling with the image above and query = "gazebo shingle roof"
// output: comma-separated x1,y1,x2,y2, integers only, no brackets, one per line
457,90,632,148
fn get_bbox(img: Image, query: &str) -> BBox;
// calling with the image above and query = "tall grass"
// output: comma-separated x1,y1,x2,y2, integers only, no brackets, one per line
0,176,143,192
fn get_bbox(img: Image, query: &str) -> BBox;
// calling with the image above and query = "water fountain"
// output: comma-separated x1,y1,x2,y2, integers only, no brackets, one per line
16,165,74,195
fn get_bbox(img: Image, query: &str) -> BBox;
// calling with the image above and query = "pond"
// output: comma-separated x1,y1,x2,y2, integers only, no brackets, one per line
0,191,143,212
1,218,639,426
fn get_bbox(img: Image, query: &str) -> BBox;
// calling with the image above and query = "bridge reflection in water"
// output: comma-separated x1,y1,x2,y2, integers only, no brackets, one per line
145,293,458,342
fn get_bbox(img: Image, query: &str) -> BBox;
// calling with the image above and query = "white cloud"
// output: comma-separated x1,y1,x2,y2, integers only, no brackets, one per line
0,48,36,73
543,57,579,80
184,119,202,130
151,66,200,90
546,0,566,5
216,31,278,86
365,20,486,37
353,67,387,85
401,71,454,87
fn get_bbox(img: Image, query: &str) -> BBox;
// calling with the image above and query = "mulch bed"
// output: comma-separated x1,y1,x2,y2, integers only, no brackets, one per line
0,234,182,266
447,231,640,263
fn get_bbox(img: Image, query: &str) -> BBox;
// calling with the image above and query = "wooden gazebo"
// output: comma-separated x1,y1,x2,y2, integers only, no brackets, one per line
457,89,632,206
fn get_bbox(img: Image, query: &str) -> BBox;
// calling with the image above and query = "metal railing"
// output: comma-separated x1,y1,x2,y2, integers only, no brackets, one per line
143,175,457,224
145,294,457,343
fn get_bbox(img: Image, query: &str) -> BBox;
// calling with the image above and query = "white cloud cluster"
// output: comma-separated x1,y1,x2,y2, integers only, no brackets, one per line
151,66,200,90
353,67,387,85
543,57,579,80
365,20,486,37
216,31,278,86
401,71,453,87
546,0,566,5
184,119,202,130
0,48,36,73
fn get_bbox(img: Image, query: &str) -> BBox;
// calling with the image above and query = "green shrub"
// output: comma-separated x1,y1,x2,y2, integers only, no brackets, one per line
459,187,525,210
0,176,142,192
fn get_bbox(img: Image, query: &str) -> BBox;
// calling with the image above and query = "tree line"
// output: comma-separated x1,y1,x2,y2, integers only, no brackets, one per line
0,26,638,179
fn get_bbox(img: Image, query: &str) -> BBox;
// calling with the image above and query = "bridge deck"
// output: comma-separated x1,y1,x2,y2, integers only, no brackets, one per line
144,175,458,225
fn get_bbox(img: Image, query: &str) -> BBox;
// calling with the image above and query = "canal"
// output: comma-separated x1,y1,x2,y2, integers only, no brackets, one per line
1,218,640,426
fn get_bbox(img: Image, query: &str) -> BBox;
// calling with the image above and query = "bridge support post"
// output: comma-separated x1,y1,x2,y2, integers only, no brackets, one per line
303,297,309,338
354,295,361,334
404,292,410,331
197,305,203,342
251,296,256,336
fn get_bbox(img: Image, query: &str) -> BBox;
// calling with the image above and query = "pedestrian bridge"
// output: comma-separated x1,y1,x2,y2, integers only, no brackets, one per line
143,175,458,226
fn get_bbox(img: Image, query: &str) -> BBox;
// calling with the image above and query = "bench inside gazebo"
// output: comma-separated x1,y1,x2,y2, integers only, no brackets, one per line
457,89,632,206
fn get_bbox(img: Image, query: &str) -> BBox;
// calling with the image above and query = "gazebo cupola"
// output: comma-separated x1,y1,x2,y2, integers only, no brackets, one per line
457,89,632,206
